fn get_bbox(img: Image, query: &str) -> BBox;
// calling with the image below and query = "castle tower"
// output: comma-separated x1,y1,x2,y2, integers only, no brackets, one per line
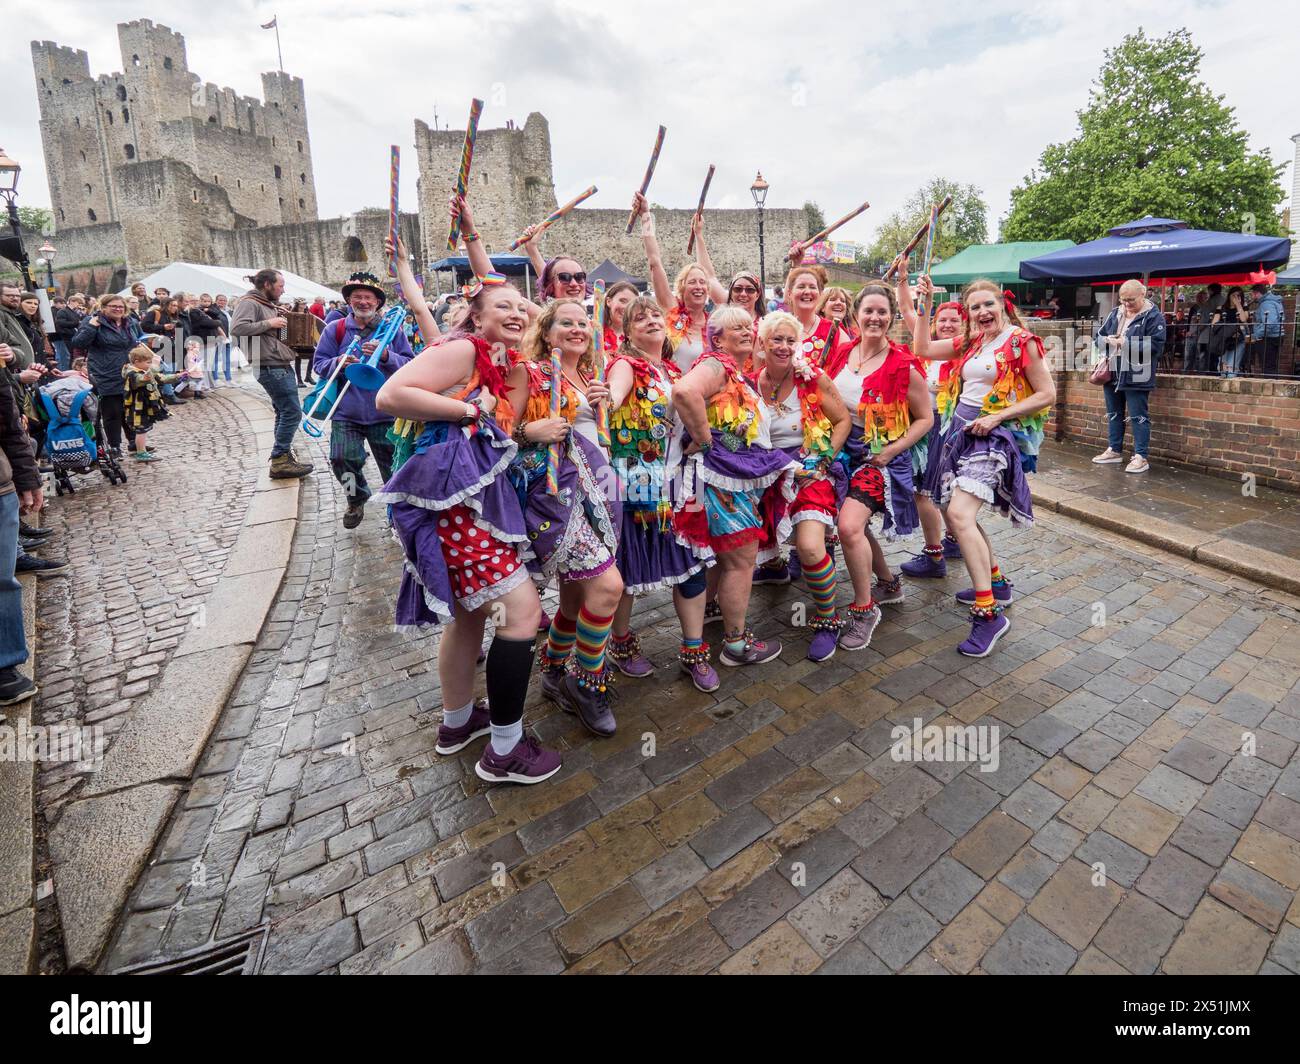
261,71,318,224
414,111,557,262
116,20,194,164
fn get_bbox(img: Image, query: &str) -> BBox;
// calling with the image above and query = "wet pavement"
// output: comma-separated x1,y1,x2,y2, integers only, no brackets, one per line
80,408,1300,975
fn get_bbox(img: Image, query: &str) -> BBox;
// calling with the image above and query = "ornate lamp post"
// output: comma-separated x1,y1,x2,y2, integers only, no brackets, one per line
751,171,769,307
38,241,56,290
0,148,34,290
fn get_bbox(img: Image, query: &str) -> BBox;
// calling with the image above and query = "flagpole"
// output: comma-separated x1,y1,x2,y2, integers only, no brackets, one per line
275,16,284,71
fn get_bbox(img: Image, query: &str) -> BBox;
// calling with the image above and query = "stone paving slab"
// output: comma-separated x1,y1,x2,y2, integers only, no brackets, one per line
94,404,1300,976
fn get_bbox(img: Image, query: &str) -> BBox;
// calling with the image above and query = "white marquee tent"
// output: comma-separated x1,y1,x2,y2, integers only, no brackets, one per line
120,263,341,302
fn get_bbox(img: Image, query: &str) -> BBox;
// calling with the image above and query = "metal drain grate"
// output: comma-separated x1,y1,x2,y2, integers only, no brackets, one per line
114,925,269,975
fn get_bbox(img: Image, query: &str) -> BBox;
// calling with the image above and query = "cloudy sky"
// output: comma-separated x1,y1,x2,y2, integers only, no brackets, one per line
5,0,1296,247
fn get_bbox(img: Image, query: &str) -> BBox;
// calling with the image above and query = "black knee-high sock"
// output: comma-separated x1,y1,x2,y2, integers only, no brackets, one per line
485,633,536,726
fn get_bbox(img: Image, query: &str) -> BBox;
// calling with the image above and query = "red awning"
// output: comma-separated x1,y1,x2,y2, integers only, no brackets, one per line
1093,270,1276,289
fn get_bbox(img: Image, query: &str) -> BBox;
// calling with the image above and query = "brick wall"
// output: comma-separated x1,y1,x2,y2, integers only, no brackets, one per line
1048,370,1300,491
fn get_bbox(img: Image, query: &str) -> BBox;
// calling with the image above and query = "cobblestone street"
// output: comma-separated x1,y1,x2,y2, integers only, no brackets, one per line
58,393,1300,976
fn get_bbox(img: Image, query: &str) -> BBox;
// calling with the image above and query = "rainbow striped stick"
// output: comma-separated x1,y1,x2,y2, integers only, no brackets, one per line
918,203,940,318
794,200,871,259
546,346,563,494
625,125,666,234
508,185,598,250
388,145,400,277
591,280,610,449
445,98,484,253
686,164,715,255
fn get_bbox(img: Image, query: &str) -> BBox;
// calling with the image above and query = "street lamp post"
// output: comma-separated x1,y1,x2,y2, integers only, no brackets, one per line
751,171,769,308
0,148,34,291
38,241,56,290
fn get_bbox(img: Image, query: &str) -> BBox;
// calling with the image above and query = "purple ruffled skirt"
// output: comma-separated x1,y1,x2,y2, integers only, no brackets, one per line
843,435,919,540
374,420,531,627
919,401,1034,527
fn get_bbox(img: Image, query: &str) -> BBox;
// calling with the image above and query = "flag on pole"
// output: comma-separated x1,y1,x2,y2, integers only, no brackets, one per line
261,17,277,28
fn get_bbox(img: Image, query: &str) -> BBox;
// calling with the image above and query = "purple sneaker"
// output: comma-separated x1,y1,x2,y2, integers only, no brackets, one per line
873,575,906,604
900,552,946,579
679,644,720,692
703,599,724,626
561,671,617,737
719,630,783,667
435,698,491,755
955,581,1015,606
807,620,840,662
838,604,881,651
957,612,1011,658
475,734,562,785
608,632,655,678
942,535,963,560
753,560,790,585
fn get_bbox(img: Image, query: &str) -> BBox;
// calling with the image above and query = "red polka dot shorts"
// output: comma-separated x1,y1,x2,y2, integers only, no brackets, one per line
437,504,524,604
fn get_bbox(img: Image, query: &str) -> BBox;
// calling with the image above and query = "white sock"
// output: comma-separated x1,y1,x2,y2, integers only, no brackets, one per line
441,699,474,729
489,719,523,755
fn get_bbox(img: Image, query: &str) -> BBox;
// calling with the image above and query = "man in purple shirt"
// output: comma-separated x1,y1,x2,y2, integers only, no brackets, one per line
312,271,412,528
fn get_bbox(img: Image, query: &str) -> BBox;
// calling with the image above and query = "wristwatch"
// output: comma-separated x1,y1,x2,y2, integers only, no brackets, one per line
458,402,479,428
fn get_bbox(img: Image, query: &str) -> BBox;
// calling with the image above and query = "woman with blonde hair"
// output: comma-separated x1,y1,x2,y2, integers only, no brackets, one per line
633,192,710,373
753,311,853,661
816,286,856,344
506,299,623,737
912,275,1055,657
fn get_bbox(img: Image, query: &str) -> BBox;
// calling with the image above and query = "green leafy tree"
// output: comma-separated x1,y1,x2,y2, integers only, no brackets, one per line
866,178,988,269
803,201,826,239
1003,28,1285,242
17,206,53,235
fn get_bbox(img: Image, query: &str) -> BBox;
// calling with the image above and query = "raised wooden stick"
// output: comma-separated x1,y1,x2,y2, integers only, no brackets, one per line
883,195,953,282
625,125,666,235
508,185,598,250
685,164,716,255
792,200,870,260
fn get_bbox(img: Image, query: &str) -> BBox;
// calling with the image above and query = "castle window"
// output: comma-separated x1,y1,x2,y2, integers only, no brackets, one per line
58,209,65,222
85,183,92,194
274,165,282,179
62,78,71,85
272,136,277,146
297,140,303,152
208,115,216,124
278,197,283,207
116,85,126,101
237,179,242,189
80,150,86,162
260,184,265,192
107,110,114,125
74,116,80,128
132,54,140,66
125,144,135,160
213,174,220,184
165,244,169,257
299,172,305,184
482,172,488,186
298,198,305,208
163,57,173,70
344,236,366,263
88,209,97,222
192,190,198,201
122,107,129,122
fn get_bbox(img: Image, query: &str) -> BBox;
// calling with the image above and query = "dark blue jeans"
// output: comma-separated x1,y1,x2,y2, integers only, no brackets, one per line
0,492,26,669
1103,383,1151,458
211,342,232,382
258,366,303,458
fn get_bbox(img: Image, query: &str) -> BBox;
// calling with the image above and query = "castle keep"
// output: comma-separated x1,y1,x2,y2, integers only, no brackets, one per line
27,21,807,289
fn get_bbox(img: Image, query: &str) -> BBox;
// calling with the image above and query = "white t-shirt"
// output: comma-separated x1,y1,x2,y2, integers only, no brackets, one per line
832,363,864,428
960,327,1013,407
672,336,705,374
766,387,803,449
572,387,600,447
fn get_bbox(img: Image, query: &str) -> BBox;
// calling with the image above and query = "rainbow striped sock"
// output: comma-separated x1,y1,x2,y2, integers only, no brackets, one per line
574,607,615,676
974,589,995,610
990,565,1006,587
805,554,837,618
682,636,703,652
544,612,578,667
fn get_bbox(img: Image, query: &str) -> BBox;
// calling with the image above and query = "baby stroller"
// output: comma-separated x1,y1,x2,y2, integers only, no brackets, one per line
39,390,127,494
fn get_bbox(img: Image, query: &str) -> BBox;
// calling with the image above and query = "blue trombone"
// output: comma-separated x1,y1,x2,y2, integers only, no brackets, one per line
301,304,406,437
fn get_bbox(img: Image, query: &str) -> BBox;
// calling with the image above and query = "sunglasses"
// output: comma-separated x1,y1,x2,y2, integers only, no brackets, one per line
731,285,759,296
554,271,587,285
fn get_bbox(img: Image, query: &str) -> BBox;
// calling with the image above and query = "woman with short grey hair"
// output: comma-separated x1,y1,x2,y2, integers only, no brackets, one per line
1092,279,1166,474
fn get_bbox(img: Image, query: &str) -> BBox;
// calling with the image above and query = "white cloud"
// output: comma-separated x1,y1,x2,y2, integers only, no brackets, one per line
3,0,1295,254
